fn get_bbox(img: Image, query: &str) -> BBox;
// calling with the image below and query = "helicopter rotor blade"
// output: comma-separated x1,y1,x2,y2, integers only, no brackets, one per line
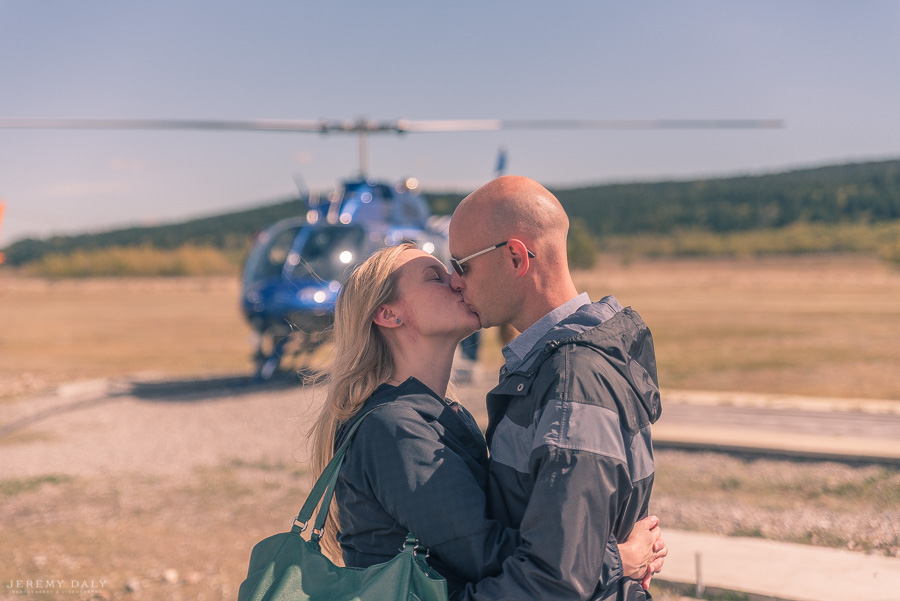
0,117,784,134
0,118,332,133
394,118,784,132
0,117,783,179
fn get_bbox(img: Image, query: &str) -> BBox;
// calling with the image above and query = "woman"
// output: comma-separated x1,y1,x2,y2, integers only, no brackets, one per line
308,243,663,597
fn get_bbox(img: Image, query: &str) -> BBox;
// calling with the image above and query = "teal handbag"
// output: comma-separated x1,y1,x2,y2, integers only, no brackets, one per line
237,408,449,601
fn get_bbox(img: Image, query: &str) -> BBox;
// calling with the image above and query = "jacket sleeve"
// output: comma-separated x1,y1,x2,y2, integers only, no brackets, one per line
454,399,636,601
352,404,521,583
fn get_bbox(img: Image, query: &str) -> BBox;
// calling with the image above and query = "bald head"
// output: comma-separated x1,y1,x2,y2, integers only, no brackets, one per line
448,176,579,331
451,175,570,269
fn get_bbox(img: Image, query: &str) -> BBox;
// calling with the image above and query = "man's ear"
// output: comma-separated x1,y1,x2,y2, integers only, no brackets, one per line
506,238,532,276
373,304,402,328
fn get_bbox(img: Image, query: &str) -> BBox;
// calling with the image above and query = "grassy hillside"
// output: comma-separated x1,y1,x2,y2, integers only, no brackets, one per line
556,159,900,236
2,197,306,267
3,158,900,274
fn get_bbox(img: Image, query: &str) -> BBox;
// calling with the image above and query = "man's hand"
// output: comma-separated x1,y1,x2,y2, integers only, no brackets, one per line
641,530,667,590
617,515,668,590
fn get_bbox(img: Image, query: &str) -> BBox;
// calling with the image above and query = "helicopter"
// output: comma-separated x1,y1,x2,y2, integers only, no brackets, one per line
240,174,452,379
0,116,783,378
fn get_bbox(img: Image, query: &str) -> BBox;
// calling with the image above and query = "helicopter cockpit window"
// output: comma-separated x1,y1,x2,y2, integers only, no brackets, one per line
373,184,392,199
341,182,391,201
245,226,302,283
291,225,367,282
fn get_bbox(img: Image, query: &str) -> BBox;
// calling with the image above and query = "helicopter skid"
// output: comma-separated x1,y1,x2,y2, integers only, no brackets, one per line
252,315,333,381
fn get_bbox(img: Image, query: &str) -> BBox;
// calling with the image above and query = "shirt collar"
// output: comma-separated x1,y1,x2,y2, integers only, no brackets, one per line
502,292,591,372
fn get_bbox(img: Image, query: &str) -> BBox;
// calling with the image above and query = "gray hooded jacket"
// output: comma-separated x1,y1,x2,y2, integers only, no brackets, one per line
458,299,662,601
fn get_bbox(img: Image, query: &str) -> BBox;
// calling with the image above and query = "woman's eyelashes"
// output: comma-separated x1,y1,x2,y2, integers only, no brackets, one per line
426,266,448,282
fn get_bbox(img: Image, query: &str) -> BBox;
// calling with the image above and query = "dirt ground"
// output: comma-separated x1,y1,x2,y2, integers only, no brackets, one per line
2,255,900,600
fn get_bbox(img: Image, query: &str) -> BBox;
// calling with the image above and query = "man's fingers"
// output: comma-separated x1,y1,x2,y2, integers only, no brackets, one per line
653,536,668,555
634,515,659,532
648,538,667,574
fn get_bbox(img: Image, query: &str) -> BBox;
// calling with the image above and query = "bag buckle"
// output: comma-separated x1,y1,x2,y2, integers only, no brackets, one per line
403,535,429,558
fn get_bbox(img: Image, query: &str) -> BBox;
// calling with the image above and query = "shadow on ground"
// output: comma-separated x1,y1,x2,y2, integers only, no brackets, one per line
129,369,315,402
0,370,317,439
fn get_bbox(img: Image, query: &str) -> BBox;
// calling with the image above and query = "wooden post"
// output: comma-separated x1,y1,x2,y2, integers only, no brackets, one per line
695,551,704,598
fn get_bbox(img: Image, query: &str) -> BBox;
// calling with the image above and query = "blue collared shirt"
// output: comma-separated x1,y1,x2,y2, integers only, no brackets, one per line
501,292,591,373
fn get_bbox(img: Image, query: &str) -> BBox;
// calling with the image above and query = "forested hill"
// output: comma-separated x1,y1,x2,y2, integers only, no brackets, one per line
4,158,899,266
3,197,307,266
554,159,900,236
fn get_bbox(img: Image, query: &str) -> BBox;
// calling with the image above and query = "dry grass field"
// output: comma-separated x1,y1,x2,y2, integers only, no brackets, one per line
2,254,899,601
3,253,900,400
577,254,900,400
0,276,253,399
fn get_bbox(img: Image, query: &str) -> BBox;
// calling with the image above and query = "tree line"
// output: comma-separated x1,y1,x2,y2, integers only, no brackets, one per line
3,198,307,266
554,159,900,236
3,158,899,267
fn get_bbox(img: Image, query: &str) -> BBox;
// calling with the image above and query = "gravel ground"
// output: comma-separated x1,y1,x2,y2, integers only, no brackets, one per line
653,450,900,557
0,376,321,479
2,374,898,600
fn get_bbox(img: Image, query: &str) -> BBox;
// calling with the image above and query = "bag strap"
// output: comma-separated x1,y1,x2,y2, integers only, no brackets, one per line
291,405,431,559
291,407,379,537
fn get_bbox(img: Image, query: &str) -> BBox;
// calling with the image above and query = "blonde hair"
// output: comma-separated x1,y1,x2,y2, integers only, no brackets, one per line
307,242,414,561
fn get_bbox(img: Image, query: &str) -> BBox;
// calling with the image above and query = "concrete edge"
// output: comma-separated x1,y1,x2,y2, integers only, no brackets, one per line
654,578,795,601
663,389,900,415
653,438,900,466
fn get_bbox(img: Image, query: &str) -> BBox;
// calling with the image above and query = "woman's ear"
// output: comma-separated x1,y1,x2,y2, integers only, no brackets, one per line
373,304,402,328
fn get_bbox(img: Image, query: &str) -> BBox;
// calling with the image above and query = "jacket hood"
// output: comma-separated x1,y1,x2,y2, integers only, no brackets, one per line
521,298,662,429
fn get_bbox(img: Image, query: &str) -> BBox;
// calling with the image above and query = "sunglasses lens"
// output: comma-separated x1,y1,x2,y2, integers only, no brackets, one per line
450,260,464,276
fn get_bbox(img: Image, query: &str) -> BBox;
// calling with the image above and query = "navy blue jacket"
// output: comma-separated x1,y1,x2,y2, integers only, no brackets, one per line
334,379,521,594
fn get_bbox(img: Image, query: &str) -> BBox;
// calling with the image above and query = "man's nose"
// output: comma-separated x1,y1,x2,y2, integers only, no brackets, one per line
450,271,465,291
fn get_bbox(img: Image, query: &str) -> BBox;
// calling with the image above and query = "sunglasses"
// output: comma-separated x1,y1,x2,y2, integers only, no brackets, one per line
449,241,536,276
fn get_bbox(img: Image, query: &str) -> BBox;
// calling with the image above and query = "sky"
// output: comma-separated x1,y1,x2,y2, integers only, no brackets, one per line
1,1,899,245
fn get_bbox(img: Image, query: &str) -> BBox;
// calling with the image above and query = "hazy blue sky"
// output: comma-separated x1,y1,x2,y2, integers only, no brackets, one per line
1,1,898,244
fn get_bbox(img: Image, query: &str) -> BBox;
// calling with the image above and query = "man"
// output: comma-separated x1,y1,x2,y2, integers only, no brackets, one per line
448,176,664,600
